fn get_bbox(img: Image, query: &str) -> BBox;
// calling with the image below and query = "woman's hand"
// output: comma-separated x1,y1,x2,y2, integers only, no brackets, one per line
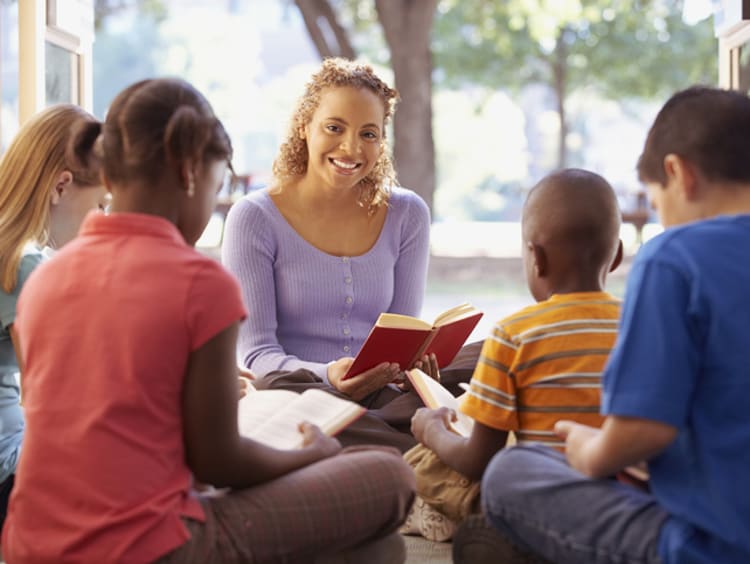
411,406,455,445
299,422,342,461
328,358,401,401
397,353,439,391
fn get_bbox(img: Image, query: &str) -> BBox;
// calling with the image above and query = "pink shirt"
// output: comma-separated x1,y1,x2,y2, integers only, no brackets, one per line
4,212,246,564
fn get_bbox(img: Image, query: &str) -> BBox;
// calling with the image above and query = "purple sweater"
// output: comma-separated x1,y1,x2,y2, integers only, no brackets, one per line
222,187,431,380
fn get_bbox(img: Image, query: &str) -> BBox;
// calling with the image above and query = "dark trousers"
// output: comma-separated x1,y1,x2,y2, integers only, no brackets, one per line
0,473,15,533
254,340,483,453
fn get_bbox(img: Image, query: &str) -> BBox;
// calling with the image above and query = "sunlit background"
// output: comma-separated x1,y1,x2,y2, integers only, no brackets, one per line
0,0,725,336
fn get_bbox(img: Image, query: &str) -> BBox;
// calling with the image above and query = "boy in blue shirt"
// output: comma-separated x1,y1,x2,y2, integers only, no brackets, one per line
471,86,750,564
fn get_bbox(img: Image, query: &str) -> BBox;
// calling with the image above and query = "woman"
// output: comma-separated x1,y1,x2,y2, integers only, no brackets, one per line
223,58,434,451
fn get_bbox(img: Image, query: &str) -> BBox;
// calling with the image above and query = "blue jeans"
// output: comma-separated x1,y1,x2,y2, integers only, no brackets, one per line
481,445,668,564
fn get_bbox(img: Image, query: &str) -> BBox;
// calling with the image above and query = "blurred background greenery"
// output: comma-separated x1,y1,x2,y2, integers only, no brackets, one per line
91,0,718,329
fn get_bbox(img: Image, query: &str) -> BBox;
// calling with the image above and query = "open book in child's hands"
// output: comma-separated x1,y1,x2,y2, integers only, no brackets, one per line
343,303,483,380
237,388,366,450
407,368,474,437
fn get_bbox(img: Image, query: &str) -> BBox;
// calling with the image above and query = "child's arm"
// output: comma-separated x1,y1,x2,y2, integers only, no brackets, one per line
9,326,23,374
555,415,677,479
182,322,341,489
411,406,508,481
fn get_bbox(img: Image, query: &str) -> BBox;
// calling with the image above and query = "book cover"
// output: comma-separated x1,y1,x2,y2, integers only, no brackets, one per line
343,304,483,380
237,388,366,449
407,368,474,437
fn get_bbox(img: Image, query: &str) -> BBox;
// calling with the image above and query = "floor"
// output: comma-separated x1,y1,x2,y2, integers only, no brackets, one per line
404,535,452,563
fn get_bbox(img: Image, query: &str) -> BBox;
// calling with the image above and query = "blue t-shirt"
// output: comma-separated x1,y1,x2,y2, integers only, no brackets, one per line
602,215,750,564
0,249,43,483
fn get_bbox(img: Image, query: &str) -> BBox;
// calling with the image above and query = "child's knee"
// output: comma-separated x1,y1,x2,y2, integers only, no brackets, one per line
482,447,542,502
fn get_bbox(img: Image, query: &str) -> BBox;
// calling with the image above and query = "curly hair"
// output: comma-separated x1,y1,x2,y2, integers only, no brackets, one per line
272,58,400,211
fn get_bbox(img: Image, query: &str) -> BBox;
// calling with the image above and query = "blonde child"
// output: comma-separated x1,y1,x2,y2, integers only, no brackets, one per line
0,105,108,532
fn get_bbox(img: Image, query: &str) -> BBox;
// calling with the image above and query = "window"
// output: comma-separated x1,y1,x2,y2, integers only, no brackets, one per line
717,1,750,91
45,39,79,104
0,0,92,148
45,0,92,106
0,0,20,151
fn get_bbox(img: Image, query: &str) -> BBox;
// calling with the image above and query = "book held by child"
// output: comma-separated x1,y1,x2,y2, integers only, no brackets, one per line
237,388,366,449
407,368,475,437
344,303,483,380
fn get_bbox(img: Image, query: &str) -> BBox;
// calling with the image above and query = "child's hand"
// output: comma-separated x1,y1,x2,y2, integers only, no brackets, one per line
411,406,455,445
237,366,255,400
555,420,600,476
328,359,401,401
299,422,341,460
238,366,255,380
237,377,250,399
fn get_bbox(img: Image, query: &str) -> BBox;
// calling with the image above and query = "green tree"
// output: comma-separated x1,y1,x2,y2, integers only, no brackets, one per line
295,0,439,213
432,0,717,168
94,0,166,30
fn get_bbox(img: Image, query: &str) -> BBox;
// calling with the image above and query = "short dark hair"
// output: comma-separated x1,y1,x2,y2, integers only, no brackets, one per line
637,86,750,185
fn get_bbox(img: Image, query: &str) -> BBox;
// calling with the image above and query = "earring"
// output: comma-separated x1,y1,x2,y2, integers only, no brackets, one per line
187,175,195,198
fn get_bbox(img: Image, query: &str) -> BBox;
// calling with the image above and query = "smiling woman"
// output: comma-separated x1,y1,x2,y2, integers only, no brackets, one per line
222,58,434,451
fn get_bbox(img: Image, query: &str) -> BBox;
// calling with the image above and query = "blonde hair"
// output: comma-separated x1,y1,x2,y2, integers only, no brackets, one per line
0,104,98,293
272,58,399,211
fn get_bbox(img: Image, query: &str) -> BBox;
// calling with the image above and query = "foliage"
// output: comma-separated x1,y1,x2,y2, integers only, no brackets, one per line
94,0,167,30
432,0,717,99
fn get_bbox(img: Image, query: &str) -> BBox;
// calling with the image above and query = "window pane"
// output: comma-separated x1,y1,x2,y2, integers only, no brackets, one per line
1,0,20,152
45,40,77,105
739,42,750,95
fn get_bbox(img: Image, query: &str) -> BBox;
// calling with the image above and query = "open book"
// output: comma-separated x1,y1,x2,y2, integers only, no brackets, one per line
343,303,483,380
237,388,366,450
406,368,475,437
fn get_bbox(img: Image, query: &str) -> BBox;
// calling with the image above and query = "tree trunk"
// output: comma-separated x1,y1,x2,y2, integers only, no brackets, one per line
293,0,356,59
552,27,569,169
375,0,438,215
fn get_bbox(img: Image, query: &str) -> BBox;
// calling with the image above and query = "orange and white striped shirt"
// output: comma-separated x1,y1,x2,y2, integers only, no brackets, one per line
460,292,620,449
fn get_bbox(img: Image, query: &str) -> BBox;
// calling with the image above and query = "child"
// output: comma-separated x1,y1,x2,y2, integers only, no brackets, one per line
478,86,750,564
3,78,414,563
0,104,108,532
401,168,623,541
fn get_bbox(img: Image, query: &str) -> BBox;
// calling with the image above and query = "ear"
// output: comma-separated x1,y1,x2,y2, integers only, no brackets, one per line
663,154,698,201
100,171,113,193
299,126,307,140
180,161,196,197
529,242,548,277
49,170,74,205
609,239,624,273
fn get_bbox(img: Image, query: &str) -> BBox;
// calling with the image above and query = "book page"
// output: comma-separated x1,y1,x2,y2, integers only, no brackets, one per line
433,303,480,327
407,369,474,437
242,389,365,450
238,389,300,439
376,312,432,330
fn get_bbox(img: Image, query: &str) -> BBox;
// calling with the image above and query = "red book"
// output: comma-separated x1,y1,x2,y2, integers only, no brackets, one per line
343,303,483,380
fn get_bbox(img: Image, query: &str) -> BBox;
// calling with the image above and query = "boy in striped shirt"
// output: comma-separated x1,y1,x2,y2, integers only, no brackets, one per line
402,168,623,542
